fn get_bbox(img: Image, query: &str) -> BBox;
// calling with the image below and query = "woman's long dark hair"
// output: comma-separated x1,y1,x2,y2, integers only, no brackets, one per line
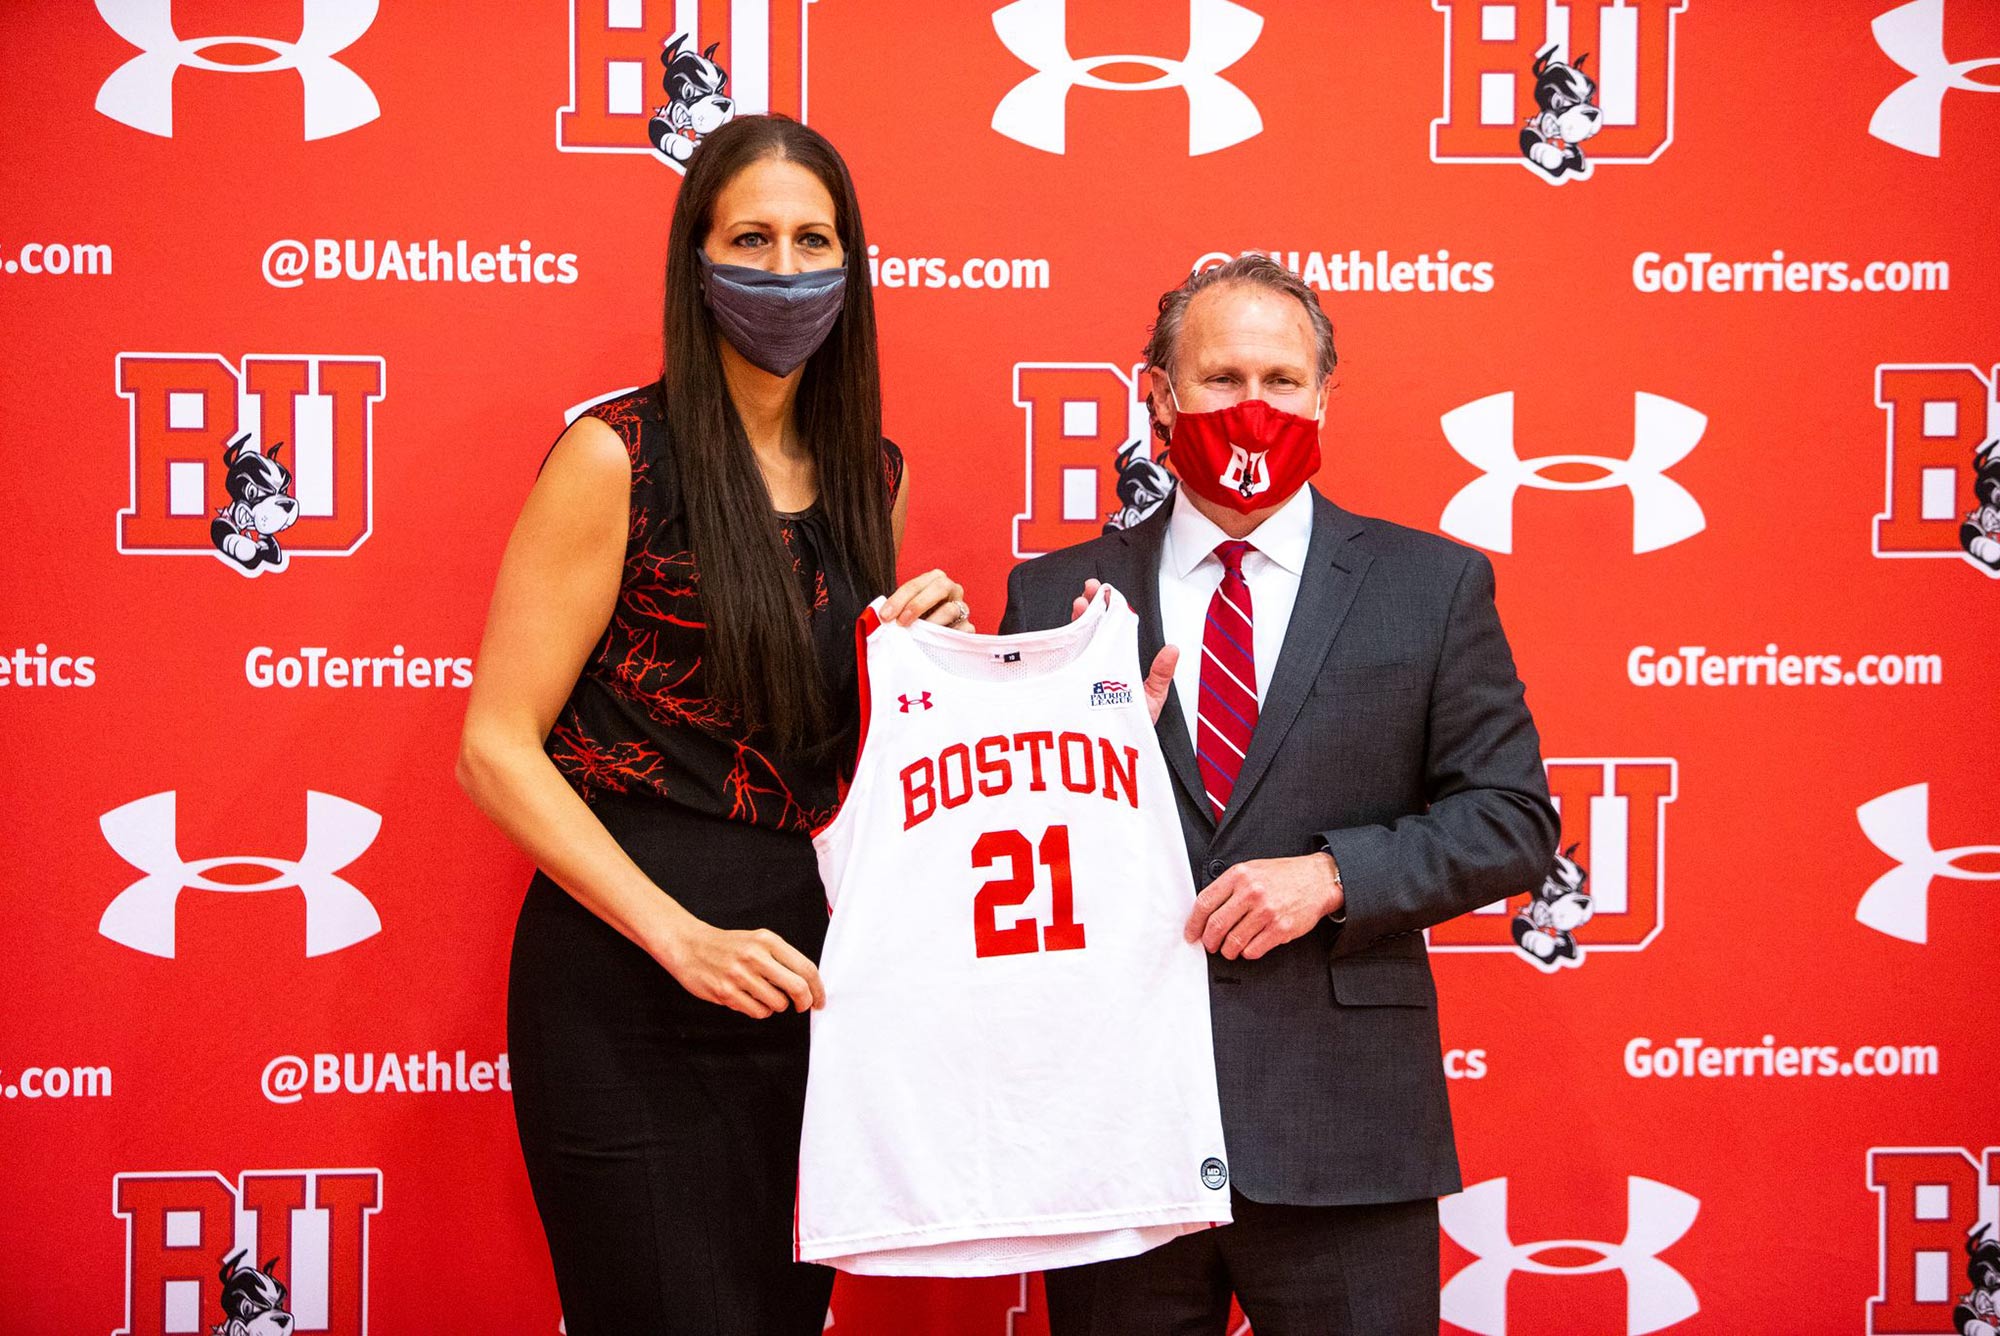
662,116,895,755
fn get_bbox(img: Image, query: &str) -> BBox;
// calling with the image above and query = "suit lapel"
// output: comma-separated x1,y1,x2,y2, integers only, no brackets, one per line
1216,491,1371,837
1100,510,1210,826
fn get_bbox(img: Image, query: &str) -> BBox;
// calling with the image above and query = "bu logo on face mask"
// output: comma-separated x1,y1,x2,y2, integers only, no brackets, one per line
1219,444,1269,498
1440,1176,1701,1335
98,790,383,959
1439,391,1707,554
990,0,1264,155
1870,0,2000,158
95,0,381,140
1854,783,2000,944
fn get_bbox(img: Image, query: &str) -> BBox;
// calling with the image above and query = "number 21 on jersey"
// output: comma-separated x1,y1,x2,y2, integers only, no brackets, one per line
972,825,1086,958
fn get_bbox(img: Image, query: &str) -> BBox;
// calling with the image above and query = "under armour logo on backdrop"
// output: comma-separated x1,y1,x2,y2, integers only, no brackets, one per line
1855,783,2000,943
1440,1176,1701,1335
991,0,1264,155
1869,0,2000,157
98,790,383,958
1439,391,1707,554
95,0,381,140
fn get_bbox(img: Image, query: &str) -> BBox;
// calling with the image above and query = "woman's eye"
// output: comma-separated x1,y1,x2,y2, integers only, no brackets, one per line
800,233,831,249
734,233,766,248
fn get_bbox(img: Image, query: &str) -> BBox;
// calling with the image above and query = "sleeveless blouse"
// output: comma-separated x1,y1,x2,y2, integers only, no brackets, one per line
543,383,904,833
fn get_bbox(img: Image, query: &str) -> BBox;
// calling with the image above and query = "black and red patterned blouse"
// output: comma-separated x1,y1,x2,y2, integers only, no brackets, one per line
544,383,904,833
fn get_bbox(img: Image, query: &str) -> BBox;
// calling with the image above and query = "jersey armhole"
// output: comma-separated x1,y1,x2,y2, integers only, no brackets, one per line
810,603,882,841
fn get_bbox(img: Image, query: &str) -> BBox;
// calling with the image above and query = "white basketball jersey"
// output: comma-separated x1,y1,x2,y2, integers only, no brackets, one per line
796,586,1231,1277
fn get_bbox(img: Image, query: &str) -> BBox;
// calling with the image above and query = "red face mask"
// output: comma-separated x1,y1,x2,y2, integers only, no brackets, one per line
1165,388,1323,514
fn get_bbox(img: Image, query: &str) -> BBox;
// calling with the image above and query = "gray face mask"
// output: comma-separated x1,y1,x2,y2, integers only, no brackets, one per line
697,253,848,377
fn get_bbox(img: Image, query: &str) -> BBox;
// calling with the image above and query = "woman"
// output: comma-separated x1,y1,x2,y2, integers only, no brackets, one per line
456,116,970,1335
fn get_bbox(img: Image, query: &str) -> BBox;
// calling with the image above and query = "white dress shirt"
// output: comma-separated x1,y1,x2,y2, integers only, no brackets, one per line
1156,485,1314,750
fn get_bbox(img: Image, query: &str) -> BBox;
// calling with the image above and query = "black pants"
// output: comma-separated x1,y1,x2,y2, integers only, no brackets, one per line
1044,1191,1440,1336
507,797,835,1336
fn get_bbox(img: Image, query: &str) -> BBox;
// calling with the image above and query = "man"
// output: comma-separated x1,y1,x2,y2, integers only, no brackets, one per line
999,255,1558,1335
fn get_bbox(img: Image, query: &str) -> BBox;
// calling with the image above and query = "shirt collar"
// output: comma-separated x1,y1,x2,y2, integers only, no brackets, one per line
1163,484,1314,579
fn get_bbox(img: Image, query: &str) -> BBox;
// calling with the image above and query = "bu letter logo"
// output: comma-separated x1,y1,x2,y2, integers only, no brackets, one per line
1430,0,1688,183
991,0,1264,155
1855,784,2000,944
1439,391,1706,554
114,1168,382,1336
116,353,384,576
1872,363,2000,577
96,0,381,140
1441,1176,1701,1335
557,0,811,170
1867,1146,2000,1335
98,790,383,958
1431,758,1675,964
1870,0,2000,158
1012,362,1160,557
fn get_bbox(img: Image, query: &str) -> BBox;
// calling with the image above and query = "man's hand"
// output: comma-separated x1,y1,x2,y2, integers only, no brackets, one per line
1185,853,1344,960
1071,578,1178,724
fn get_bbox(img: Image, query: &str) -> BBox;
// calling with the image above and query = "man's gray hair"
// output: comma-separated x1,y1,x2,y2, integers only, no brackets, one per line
1143,253,1337,383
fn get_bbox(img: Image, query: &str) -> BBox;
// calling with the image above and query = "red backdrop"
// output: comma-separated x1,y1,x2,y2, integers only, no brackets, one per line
1,2,1992,1333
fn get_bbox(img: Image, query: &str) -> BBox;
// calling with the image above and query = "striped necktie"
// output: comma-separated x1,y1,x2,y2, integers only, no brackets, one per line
1196,539,1257,820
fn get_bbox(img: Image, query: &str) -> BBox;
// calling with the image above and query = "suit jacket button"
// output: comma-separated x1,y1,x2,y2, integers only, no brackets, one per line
1206,858,1225,880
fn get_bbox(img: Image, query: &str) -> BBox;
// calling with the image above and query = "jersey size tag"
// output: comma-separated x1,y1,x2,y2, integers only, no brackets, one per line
996,651,1022,663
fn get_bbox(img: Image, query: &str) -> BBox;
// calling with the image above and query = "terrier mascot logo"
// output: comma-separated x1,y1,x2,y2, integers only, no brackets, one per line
646,34,735,163
1520,45,1602,180
210,434,299,572
213,1251,294,1336
1511,844,1594,970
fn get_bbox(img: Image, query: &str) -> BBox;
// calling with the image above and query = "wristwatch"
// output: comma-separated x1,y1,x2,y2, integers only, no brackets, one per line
1319,846,1346,925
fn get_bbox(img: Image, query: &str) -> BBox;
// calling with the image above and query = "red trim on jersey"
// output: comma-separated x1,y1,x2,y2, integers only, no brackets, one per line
808,604,881,841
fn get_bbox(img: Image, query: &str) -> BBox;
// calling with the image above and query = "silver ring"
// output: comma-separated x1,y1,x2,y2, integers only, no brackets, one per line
953,599,971,625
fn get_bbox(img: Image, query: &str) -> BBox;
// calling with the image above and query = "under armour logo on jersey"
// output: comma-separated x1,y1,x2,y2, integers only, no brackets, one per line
1440,1176,1701,1335
98,790,383,958
991,0,1264,155
1870,0,2000,157
1854,783,2000,943
1439,391,1707,555
899,692,934,712
96,0,382,140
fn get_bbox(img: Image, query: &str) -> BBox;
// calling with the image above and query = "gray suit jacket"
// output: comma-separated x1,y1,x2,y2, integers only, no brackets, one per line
999,488,1557,1206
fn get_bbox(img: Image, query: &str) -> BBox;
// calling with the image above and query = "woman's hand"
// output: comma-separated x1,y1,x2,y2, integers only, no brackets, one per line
882,568,972,631
655,919,826,1018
